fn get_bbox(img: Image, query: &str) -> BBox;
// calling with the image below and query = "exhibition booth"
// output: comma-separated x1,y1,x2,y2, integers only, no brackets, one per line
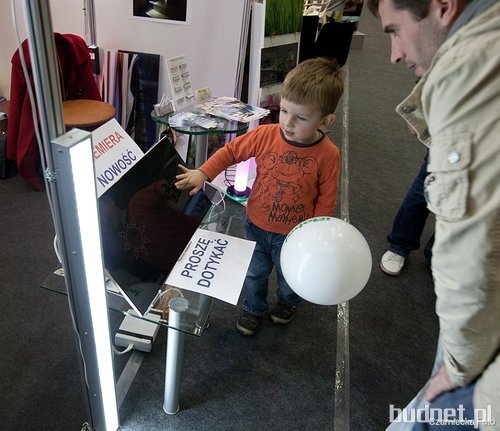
0,1,375,430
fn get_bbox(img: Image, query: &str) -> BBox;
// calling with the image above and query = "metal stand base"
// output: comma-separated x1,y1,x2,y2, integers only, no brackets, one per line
226,185,251,202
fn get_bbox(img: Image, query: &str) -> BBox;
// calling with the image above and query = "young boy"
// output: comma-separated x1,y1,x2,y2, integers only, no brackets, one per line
175,57,344,336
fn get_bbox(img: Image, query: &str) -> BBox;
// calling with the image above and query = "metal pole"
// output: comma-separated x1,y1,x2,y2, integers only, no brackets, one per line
195,294,213,331
86,0,97,46
163,297,189,414
22,0,65,165
194,135,209,168
247,0,265,106
22,1,117,429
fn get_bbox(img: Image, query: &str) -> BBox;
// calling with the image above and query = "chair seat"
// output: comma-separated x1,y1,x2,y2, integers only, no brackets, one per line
63,99,115,128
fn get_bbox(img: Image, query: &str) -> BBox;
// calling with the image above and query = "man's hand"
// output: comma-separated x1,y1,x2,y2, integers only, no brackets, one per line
175,165,208,195
425,364,459,401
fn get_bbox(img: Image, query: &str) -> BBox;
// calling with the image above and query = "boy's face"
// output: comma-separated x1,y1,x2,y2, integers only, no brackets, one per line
279,98,335,145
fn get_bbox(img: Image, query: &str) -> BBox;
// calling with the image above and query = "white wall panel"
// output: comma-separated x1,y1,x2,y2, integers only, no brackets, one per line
0,0,246,100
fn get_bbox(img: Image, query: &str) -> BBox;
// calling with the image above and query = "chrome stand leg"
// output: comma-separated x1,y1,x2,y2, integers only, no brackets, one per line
163,297,189,415
195,294,213,332
194,134,208,168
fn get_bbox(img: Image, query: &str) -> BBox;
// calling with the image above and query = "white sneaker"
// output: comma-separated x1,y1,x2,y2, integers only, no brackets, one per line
380,251,405,276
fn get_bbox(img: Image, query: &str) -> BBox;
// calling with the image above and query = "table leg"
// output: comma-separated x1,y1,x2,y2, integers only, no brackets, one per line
195,294,213,333
163,297,189,415
194,134,209,168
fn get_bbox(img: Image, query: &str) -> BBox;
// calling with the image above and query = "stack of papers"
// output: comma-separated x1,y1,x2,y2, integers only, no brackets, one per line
194,97,270,123
168,112,219,129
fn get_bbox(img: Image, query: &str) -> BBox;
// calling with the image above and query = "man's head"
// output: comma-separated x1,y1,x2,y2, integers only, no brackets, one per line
279,57,344,144
367,0,468,73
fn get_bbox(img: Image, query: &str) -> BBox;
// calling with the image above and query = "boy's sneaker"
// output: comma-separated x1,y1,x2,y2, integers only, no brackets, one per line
380,251,406,276
270,302,296,325
236,311,262,336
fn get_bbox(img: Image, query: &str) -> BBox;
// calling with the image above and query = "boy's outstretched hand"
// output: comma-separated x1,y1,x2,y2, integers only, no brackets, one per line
175,164,208,195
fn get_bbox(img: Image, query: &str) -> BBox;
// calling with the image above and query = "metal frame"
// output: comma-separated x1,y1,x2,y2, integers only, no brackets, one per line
22,1,118,429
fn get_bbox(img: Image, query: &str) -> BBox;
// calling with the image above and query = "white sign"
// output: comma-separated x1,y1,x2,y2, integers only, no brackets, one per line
91,118,144,197
166,229,256,305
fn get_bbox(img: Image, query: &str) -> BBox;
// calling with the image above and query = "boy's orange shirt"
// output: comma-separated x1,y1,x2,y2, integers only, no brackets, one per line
200,124,340,235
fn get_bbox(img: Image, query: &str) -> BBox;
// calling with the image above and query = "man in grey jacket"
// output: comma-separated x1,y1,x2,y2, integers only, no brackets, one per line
367,0,500,429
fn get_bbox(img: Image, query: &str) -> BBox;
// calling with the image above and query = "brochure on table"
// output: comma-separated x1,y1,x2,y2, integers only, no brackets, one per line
91,118,144,197
166,54,195,110
166,228,256,305
194,96,270,123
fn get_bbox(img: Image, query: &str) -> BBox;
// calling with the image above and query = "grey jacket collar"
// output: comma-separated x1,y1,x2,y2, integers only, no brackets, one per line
448,0,498,38
397,0,500,148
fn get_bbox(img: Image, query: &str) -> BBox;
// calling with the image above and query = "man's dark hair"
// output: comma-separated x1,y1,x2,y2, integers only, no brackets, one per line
366,0,432,20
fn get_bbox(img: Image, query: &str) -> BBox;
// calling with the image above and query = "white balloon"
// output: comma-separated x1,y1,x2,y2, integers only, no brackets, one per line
280,217,372,305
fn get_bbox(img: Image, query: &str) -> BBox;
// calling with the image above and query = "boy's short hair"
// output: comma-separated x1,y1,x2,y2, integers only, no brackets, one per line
280,57,344,116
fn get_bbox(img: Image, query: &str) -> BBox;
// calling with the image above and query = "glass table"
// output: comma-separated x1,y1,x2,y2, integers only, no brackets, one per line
41,195,246,415
151,110,249,168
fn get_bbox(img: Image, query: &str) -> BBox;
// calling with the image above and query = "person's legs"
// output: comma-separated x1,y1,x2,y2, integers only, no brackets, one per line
388,337,476,431
272,236,301,307
381,153,431,275
387,336,445,431
241,219,273,315
387,156,430,257
269,233,302,324
411,384,476,430
237,219,273,335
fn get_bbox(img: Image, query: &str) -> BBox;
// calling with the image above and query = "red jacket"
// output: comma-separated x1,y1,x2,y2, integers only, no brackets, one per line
7,33,101,190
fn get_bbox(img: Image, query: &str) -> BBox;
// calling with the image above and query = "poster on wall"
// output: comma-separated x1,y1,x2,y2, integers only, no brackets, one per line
260,43,298,87
118,50,160,151
132,0,191,25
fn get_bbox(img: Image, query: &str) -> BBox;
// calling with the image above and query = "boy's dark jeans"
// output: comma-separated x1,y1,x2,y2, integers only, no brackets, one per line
241,219,301,315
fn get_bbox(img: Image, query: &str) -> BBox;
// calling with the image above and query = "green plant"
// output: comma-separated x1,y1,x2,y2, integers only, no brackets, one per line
265,0,303,37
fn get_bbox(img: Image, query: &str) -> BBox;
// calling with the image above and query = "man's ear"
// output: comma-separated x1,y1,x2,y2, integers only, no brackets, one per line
321,113,336,129
432,0,463,27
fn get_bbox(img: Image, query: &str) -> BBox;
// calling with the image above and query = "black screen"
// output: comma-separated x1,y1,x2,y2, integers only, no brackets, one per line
98,135,212,314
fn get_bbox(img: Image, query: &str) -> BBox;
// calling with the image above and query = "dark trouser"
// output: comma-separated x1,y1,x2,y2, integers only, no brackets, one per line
241,219,301,315
411,384,477,430
387,152,433,263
